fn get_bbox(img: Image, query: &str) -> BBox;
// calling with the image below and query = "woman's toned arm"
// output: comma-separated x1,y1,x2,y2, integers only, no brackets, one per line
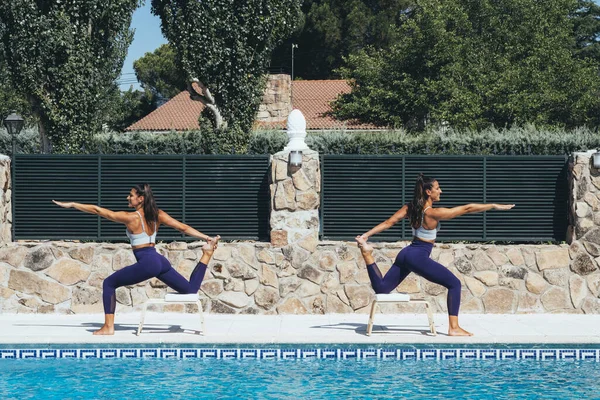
360,205,408,239
52,200,133,224
158,209,213,241
428,203,515,221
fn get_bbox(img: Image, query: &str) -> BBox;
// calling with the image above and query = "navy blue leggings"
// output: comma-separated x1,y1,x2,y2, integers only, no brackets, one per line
367,240,461,316
102,247,207,314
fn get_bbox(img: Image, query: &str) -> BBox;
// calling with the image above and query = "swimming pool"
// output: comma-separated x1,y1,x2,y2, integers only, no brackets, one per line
2,345,599,399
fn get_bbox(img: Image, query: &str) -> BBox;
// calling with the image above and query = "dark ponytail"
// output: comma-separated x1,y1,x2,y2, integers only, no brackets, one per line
407,173,436,229
133,183,159,229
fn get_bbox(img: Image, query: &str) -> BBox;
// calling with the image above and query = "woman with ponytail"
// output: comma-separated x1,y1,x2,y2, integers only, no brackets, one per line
356,174,514,336
53,183,220,335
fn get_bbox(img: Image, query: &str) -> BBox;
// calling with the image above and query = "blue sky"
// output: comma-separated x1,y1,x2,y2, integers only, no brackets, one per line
118,2,166,91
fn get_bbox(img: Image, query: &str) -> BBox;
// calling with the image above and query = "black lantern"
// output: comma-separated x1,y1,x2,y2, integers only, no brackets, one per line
3,110,24,155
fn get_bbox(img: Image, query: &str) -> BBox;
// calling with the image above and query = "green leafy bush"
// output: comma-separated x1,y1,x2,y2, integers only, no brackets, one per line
2,125,599,156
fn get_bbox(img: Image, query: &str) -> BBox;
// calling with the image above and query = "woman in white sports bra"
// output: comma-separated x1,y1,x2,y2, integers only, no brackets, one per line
356,173,514,336
53,183,220,336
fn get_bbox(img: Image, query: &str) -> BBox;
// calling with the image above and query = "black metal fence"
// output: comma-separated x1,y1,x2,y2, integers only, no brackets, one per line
13,154,569,242
321,155,569,242
13,155,270,241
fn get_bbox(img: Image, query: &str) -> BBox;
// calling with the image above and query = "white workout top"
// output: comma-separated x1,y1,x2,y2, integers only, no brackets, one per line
412,206,440,240
126,211,157,246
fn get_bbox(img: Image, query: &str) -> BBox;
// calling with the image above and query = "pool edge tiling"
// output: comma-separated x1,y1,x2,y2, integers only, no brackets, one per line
2,347,600,361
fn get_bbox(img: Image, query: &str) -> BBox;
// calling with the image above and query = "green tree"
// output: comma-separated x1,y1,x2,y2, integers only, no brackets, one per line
0,40,32,124
0,0,139,152
133,43,185,102
332,0,600,130
0,67,31,125
572,0,600,61
151,0,301,152
271,0,413,80
100,85,155,132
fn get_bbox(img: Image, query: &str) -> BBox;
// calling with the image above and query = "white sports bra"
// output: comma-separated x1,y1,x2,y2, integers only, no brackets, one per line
412,206,440,240
126,211,157,246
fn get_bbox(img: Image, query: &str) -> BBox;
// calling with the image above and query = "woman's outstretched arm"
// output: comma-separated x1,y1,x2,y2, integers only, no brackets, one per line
52,200,133,224
429,203,515,221
360,205,408,239
158,209,214,241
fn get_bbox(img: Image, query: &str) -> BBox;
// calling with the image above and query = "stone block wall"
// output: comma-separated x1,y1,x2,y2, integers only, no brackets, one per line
269,150,320,247
2,240,598,314
255,74,292,123
0,156,10,244
3,149,600,314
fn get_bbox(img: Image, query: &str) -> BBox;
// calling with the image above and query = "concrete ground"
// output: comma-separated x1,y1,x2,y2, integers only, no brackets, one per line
1,313,599,345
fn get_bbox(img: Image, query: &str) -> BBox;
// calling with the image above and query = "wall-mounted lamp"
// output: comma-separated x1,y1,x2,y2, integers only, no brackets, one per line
593,150,600,168
284,109,310,172
289,150,302,168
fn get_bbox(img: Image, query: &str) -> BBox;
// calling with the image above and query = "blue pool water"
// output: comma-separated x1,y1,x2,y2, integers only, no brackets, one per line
2,357,600,399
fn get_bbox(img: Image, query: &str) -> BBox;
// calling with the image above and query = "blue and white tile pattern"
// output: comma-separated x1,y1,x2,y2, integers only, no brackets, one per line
1,348,599,360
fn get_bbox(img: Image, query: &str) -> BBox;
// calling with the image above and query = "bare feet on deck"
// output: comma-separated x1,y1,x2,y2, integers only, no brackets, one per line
448,326,473,336
92,325,115,335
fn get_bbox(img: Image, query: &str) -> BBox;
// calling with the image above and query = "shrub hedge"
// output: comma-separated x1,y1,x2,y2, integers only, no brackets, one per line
2,124,599,155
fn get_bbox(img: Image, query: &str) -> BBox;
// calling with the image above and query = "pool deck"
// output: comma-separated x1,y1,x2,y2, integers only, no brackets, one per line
0,313,599,345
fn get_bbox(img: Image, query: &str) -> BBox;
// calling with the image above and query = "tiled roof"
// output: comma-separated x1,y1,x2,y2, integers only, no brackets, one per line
290,80,379,130
127,80,382,131
126,89,205,131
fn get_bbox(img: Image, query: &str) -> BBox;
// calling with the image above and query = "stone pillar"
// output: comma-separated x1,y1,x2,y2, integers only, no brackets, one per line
256,74,292,123
568,151,600,291
269,150,320,247
0,155,11,244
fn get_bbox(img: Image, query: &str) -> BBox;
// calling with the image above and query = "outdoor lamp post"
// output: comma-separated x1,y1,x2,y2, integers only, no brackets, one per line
285,109,309,169
3,110,24,156
3,110,23,242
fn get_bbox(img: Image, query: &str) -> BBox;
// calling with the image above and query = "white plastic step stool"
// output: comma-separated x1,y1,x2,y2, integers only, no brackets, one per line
137,293,205,336
367,293,436,336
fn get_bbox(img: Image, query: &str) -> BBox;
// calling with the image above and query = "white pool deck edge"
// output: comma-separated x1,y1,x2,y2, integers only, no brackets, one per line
1,313,599,345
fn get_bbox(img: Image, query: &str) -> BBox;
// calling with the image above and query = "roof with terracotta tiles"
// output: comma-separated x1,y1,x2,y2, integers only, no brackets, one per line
126,88,205,131
126,80,381,131
289,80,379,130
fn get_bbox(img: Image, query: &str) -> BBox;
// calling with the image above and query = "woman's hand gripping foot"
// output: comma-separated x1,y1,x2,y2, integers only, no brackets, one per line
203,235,221,255
355,235,375,265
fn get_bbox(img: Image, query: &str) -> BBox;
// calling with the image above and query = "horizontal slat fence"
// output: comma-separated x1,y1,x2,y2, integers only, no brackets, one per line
13,155,270,241
321,155,568,242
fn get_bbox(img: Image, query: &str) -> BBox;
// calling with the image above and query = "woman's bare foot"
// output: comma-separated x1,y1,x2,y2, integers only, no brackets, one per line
92,325,114,335
202,235,220,255
355,235,375,265
355,235,374,252
199,235,221,265
448,316,473,336
448,326,473,336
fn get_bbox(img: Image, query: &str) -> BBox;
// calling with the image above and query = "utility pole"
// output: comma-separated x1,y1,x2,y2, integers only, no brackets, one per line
291,43,298,81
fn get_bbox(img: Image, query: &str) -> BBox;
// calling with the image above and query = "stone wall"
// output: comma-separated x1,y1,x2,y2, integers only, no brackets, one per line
255,74,292,123
2,240,597,314
0,156,10,244
2,150,600,314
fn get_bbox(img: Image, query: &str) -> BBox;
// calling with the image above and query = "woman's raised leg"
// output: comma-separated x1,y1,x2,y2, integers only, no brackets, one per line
156,236,220,293
355,236,411,294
